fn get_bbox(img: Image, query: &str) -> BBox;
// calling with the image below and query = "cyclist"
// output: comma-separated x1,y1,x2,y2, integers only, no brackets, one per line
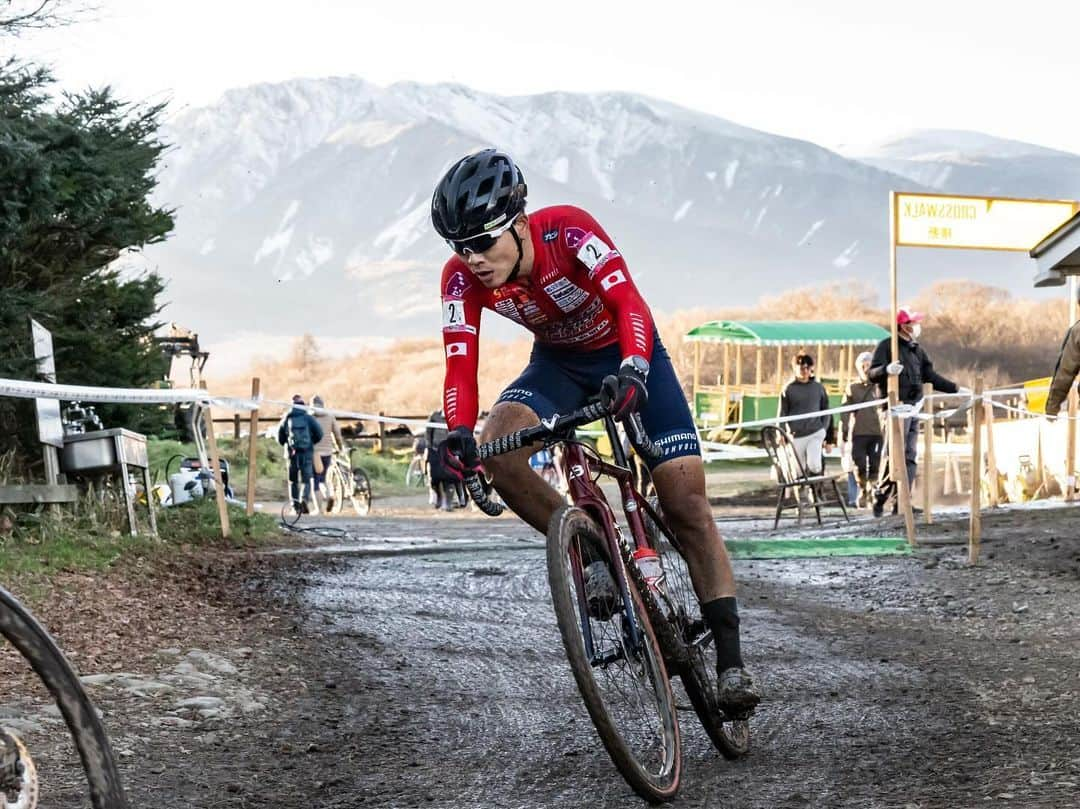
430,149,759,715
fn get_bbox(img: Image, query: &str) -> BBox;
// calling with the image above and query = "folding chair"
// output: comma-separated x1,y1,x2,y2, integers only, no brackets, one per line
761,425,850,529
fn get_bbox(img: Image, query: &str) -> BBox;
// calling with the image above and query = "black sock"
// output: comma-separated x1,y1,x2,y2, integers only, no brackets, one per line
702,597,744,671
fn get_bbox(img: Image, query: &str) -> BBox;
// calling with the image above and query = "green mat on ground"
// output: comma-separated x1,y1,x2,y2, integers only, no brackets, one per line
723,537,911,559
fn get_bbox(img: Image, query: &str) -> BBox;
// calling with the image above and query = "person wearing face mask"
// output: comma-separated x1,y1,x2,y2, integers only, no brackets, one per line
867,308,959,517
840,351,883,508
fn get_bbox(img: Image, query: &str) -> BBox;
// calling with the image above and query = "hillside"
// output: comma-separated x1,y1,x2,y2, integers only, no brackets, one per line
210,283,1073,425
147,78,1080,369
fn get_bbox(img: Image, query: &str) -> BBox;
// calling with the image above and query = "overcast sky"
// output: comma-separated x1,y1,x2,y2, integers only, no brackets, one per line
14,0,1080,156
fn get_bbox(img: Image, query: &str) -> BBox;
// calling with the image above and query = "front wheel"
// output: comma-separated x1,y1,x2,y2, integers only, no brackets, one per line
547,506,681,803
0,587,129,808
405,456,425,488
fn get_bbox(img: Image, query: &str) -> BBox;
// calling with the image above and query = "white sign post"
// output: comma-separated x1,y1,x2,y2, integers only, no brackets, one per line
30,318,64,484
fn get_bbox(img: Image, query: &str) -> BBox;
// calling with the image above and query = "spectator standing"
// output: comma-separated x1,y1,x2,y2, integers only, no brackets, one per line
426,409,463,510
779,352,836,476
840,351,883,508
1045,286,1080,418
867,308,959,517
311,394,345,510
277,394,324,514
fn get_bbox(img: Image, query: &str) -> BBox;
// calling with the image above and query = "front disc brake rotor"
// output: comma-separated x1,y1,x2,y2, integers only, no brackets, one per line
0,730,38,809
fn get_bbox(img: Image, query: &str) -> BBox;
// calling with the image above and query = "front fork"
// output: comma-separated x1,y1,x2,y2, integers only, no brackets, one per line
562,444,649,666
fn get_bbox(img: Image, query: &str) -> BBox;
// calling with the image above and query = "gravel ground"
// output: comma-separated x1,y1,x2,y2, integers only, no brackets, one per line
2,500,1079,808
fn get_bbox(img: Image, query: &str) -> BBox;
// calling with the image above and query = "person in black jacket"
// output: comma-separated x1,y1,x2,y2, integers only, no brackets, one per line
779,352,836,475
867,308,960,517
277,394,324,514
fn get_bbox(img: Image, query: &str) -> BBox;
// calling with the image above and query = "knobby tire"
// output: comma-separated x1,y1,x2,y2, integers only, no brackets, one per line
546,505,681,803
0,587,129,809
642,498,750,759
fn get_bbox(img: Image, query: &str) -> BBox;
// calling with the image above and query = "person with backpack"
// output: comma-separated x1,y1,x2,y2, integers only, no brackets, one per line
277,394,324,514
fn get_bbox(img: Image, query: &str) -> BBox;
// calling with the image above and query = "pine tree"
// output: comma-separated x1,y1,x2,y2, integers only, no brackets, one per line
0,60,175,456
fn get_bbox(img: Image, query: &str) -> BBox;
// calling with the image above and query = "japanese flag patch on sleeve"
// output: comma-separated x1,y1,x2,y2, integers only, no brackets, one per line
575,233,619,277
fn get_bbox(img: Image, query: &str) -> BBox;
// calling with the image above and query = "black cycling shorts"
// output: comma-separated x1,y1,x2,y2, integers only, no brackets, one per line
495,334,700,470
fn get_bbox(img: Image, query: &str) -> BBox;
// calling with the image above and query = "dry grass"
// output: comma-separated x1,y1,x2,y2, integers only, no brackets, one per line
211,280,1072,417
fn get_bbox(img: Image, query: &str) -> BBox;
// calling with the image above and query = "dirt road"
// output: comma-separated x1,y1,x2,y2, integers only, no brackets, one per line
4,504,1080,808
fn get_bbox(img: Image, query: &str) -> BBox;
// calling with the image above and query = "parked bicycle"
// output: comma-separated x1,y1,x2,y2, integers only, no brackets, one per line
315,435,372,517
404,437,428,489
462,380,749,802
1,586,129,808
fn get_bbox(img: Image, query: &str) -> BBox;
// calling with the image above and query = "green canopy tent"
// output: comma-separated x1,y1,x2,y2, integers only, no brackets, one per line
684,320,890,437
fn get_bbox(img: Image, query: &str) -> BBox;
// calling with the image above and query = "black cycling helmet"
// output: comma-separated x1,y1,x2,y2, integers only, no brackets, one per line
431,149,528,244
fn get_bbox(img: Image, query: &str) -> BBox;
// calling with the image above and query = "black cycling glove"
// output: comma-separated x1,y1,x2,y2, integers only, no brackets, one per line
602,359,649,421
439,426,480,478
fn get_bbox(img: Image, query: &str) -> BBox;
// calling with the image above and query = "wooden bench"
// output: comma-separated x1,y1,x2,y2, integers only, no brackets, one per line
760,426,849,529
0,484,78,505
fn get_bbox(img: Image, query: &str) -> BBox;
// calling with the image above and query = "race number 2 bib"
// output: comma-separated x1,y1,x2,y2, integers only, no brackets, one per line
575,233,619,277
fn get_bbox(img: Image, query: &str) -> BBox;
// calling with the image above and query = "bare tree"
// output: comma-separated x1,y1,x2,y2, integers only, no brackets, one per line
0,0,93,36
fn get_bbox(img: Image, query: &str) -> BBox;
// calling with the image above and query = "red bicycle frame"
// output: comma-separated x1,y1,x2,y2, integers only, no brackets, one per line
559,418,669,663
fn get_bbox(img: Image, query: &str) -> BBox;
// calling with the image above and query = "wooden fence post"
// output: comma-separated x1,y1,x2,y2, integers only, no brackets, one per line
199,387,230,540
889,379,916,546
922,383,934,524
984,396,999,508
969,376,983,564
246,377,260,517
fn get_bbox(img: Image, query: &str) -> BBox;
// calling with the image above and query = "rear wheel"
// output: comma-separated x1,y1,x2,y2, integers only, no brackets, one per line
644,499,750,759
0,587,129,808
547,506,681,803
351,467,372,516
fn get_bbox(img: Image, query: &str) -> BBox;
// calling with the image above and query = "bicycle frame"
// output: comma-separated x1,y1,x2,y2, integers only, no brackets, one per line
559,417,675,668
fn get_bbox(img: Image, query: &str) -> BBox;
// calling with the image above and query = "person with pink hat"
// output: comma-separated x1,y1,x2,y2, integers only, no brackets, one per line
866,307,960,517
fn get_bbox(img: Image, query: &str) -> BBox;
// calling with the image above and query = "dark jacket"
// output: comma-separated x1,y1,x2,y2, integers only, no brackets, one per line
840,379,882,440
868,337,957,405
1046,320,1080,415
277,406,324,450
780,378,836,442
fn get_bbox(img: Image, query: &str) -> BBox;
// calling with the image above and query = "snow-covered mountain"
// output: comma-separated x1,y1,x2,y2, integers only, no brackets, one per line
853,129,1080,200
145,80,1080,354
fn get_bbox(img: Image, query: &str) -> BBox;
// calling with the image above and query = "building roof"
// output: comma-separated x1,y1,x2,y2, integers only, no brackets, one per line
684,320,890,346
1031,211,1080,286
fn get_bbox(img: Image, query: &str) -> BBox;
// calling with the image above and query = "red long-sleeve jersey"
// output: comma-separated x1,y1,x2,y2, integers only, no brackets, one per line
441,205,654,430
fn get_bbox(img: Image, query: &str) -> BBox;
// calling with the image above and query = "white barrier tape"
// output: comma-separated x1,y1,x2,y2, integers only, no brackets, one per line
0,377,216,406
700,396,888,434
258,398,449,432
0,376,450,433
987,398,1080,421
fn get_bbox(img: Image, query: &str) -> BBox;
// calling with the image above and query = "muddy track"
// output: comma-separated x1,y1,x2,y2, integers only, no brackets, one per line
3,506,1079,808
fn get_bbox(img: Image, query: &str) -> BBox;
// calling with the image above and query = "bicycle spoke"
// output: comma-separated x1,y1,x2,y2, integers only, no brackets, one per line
564,534,675,780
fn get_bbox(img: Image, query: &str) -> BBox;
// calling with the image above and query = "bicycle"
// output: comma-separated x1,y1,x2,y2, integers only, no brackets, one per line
462,380,750,802
1,586,129,808
317,437,372,517
404,438,428,489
